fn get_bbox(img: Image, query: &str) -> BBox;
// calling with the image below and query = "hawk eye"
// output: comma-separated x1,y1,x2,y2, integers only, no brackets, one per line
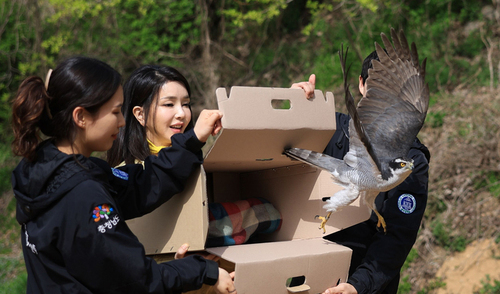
400,162,406,167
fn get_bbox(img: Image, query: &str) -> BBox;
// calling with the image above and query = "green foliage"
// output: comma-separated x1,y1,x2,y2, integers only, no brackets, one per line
0,167,13,197
416,277,446,294
457,122,472,137
426,111,445,128
431,219,469,252
474,171,500,198
356,0,378,12
425,197,447,221
48,0,120,20
0,269,26,294
397,275,412,294
456,33,486,59
280,0,308,33
42,0,203,72
485,173,500,198
401,248,418,272
311,51,343,92
117,0,201,58
0,195,25,294
476,275,500,294
0,197,18,240
0,143,17,196
398,248,419,293
223,0,287,27
0,254,24,282
0,0,35,143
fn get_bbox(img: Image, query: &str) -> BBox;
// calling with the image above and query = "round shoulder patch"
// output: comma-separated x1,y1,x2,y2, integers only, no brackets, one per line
398,194,416,214
111,168,128,180
92,203,120,233
93,204,115,223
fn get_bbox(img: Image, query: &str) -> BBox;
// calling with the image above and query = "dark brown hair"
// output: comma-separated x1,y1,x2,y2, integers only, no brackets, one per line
107,65,193,167
11,56,121,161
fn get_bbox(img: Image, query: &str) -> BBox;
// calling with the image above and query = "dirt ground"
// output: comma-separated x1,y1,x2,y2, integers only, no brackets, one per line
433,238,500,294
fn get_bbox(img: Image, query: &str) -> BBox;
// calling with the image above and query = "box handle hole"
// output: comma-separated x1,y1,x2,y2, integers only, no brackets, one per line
286,275,310,293
271,99,291,110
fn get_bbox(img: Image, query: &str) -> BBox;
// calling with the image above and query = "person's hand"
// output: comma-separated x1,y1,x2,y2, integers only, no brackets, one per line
322,282,358,294
174,243,220,261
194,109,223,143
213,268,236,294
174,243,190,259
290,74,316,99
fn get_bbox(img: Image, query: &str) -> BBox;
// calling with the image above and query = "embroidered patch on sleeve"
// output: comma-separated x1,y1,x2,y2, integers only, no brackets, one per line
397,194,416,214
93,204,120,233
111,168,129,180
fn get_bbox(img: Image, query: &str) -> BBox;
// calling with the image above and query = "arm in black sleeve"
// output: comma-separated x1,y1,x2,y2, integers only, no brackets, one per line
347,143,430,294
107,129,205,219
60,181,219,294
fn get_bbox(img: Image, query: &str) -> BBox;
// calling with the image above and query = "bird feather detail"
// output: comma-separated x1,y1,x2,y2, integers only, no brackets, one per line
284,28,429,233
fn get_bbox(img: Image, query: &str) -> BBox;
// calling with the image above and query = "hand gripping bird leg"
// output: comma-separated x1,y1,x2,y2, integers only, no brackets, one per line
315,211,332,234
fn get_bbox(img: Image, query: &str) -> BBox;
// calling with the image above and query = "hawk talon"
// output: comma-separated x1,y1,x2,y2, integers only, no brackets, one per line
374,210,387,234
316,211,332,234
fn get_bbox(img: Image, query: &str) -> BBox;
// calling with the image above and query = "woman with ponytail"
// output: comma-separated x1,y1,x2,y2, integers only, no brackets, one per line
11,56,236,294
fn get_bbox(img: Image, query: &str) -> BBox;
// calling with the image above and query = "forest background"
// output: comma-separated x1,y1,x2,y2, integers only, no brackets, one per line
1,0,500,293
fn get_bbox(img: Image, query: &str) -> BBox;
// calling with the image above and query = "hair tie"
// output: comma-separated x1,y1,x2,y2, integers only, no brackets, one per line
44,69,53,119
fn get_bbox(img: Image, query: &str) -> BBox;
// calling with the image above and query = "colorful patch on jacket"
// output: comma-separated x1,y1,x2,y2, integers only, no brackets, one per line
93,204,114,222
111,168,129,180
92,204,120,233
398,194,416,214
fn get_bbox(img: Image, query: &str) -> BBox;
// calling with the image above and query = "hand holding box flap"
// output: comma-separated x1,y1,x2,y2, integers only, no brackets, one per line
204,87,336,172
215,87,334,130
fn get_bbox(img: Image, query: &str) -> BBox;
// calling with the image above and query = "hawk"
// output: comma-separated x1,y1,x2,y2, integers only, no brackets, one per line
285,28,429,233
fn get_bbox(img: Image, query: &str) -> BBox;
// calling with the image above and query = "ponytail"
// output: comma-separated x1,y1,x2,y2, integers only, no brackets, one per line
11,76,52,162
12,56,121,162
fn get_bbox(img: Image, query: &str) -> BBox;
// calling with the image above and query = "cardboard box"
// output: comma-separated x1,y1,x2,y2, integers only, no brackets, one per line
126,87,370,293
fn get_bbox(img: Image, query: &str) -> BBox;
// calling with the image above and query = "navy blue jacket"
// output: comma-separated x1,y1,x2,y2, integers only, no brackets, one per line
12,129,219,294
324,113,430,294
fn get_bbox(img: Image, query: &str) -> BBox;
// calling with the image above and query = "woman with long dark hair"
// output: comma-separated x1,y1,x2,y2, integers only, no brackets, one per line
108,65,199,166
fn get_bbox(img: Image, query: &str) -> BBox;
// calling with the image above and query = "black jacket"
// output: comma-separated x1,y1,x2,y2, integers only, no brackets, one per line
12,129,219,294
324,113,430,294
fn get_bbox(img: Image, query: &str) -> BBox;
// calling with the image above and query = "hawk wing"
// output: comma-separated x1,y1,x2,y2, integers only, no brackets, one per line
342,28,429,179
339,45,382,180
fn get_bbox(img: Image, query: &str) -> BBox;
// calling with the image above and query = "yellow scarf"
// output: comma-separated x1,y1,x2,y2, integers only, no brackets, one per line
147,138,171,155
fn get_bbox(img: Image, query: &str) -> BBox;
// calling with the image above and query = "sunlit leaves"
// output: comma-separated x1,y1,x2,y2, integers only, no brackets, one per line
356,0,378,12
223,0,288,27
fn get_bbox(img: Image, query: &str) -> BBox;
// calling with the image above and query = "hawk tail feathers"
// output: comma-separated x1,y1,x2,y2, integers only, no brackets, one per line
284,148,342,173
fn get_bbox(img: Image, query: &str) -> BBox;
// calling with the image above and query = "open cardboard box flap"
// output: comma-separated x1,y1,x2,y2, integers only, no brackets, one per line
203,87,336,172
